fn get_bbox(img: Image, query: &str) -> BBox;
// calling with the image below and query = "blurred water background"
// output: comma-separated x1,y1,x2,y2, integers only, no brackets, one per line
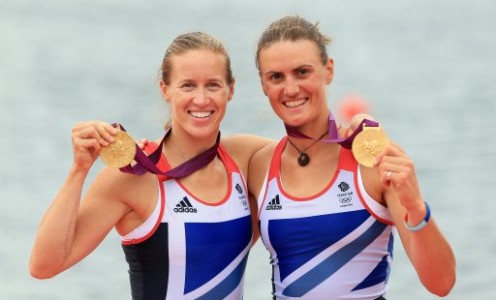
1,0,496,299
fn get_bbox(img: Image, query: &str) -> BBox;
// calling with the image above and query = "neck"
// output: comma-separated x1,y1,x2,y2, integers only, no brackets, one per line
288,109,331,138
288,128,327,147
164,128,219,162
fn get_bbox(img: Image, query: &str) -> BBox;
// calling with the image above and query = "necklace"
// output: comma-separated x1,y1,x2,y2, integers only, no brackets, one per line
287,131,328,167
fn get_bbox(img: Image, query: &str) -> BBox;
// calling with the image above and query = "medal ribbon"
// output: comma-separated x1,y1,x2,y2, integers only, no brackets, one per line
114,124,220,178
284,112,379,149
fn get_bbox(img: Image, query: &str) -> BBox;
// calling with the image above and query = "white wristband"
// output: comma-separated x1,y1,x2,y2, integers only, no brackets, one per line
403,202,431,232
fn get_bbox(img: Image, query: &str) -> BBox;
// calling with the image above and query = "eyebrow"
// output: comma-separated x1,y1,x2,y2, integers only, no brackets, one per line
263,64,314,76
262,70,280,77
294,64,313,70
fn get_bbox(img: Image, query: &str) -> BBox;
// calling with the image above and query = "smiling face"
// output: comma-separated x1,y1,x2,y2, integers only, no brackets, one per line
161,49,234,139
258,39,333,127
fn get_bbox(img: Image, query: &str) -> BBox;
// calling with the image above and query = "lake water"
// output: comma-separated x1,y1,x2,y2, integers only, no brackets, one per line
1,0,496,299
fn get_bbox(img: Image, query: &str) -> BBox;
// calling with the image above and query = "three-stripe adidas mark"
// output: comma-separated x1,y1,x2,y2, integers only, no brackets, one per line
265,194,282,210
174,197,198,213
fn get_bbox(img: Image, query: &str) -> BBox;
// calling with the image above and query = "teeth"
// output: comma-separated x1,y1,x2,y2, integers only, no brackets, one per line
285,99,307,108
189,111,213,118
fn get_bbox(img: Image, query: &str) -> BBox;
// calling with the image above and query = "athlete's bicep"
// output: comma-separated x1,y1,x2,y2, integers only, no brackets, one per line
61,169,132,270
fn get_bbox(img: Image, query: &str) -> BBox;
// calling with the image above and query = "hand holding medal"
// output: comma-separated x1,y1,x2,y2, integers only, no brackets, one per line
338,95,389,168
285,112,389,168
351,124,389,168
100,126,137,168
99,123,220,179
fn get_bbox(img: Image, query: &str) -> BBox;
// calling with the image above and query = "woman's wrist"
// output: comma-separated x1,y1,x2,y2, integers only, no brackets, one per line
69,164,91,182
404,202,431,232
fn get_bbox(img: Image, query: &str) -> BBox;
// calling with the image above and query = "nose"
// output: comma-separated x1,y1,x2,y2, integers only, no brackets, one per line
193,88,209,105
284,78,299,97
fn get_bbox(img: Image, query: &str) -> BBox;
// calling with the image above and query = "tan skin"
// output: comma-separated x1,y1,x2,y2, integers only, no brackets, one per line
29,49,270,279
29,46,377,283
248,40,456,296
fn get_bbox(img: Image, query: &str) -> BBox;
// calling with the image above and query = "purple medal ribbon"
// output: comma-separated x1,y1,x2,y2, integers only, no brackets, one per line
115,124,220,179
284,112,379,148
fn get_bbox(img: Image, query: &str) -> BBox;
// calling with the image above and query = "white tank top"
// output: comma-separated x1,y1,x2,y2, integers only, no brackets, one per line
121,144,252,300
258,137,394,300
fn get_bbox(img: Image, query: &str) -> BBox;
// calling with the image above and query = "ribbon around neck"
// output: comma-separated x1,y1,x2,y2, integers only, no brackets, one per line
115,124,220,179
284,112,379,149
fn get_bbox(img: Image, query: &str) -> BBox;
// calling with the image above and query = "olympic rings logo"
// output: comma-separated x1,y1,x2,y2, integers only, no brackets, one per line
339,197,352,204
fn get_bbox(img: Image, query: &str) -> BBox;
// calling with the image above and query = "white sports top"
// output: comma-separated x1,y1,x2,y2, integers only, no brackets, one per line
258,137,394,300
121,144,252,300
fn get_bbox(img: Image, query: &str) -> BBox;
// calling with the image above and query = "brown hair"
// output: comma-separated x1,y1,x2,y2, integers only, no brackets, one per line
160,31,234,85
255,16,332,71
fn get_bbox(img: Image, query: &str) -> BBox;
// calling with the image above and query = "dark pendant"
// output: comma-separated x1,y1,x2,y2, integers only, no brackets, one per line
298,153,310,166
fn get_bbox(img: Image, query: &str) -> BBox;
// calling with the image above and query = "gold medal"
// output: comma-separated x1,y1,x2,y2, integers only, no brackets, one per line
100,130,137,168
352,126,389,167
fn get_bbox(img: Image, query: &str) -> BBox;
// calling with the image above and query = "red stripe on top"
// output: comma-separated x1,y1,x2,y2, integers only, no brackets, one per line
267,136,287,181
261,137,392,224
121,172,166,246
267,137,357,180
122,140,244,245
151,142,239,181
337,147,357,172
154,142,239,206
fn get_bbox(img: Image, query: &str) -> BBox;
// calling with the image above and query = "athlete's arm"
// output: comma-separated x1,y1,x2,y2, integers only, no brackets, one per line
376,142,456,296
221,134,273,168
29,121,131,278
248,143,277,244
222,134,273,243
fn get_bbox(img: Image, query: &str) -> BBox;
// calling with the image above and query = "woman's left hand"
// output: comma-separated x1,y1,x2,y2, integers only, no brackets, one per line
374,141,423,211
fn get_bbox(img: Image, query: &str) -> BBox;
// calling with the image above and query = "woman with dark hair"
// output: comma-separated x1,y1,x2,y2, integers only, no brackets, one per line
249,16,456,299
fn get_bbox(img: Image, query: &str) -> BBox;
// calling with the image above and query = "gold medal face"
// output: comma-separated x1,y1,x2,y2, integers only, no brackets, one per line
352,128,389,167
100,131,136,168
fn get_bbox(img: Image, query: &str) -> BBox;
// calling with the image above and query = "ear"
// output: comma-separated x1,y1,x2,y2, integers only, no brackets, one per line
227,78,235,101
159,80,170,103
325,58,334,85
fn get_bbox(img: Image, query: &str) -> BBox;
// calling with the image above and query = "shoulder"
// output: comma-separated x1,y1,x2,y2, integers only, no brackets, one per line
249,142,277,178
221,134,273,162
254,141,278,160
88,167,159,236
91,167,157,204
222,134,273,151
247,141,278,198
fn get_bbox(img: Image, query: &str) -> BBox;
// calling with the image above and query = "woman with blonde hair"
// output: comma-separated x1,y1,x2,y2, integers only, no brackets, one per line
29,31,270,300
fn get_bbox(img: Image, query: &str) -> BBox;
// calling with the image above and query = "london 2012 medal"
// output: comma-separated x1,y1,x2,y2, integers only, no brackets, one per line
100,130,136,168
352,127,389,168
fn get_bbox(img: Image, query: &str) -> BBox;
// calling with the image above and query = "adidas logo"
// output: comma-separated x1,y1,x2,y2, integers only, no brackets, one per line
265,195,282,210
235,183,243,194
174,197,198,213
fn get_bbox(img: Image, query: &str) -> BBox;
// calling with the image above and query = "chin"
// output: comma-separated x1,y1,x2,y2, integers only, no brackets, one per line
281,113,306,127
188,126,219,138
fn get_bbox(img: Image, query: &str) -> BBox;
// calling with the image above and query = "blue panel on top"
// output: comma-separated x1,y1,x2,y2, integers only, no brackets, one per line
184,215,252,293
268,209,369,281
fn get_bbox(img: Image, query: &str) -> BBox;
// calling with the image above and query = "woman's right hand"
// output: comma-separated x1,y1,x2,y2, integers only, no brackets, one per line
71,121,117,170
